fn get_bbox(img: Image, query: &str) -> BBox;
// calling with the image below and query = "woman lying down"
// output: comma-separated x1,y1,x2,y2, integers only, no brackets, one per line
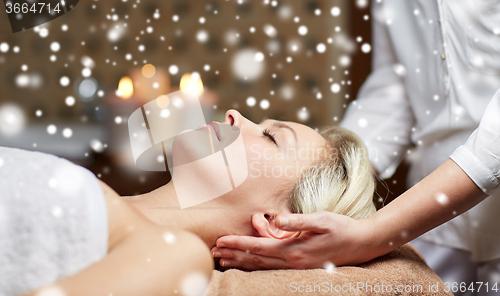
0,110,376,296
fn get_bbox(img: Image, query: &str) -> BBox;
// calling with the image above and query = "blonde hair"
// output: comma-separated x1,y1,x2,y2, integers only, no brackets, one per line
289,126,376,220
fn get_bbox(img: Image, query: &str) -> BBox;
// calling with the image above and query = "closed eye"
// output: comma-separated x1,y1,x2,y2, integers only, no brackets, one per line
262,128,277,145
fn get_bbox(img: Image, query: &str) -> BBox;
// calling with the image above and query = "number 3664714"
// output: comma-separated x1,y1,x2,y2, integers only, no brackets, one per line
5,2,62,14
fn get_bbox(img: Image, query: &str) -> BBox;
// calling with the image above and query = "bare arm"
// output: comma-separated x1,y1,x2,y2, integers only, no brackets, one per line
357,158,488,261
24,181,213,296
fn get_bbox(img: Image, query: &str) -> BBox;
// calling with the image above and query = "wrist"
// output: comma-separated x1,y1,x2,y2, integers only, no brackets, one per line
354,213,390,262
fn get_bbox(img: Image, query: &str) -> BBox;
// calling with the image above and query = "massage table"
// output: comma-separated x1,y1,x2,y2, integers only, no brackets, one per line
204,244,453,295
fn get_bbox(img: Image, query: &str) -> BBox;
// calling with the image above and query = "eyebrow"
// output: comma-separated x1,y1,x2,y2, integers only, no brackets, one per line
272,121,298,144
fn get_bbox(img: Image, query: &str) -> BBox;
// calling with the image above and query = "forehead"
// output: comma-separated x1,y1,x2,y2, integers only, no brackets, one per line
282,121,326,148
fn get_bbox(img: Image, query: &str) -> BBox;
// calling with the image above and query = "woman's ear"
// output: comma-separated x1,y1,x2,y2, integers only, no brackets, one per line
251,213,300,239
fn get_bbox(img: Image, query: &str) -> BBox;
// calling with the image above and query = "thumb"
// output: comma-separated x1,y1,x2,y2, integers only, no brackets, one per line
276,212,332,233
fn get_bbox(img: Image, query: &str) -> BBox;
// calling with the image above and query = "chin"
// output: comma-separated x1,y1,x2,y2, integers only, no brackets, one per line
170,124,249,209
172,127,213,167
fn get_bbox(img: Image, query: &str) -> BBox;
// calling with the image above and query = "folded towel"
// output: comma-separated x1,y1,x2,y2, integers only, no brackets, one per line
0,147,108,296
204,244,453,295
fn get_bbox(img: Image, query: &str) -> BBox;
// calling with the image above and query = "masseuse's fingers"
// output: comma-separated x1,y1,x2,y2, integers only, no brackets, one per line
213,248,288,270
275,211,334,232
218,258,265,271
215,235,287,259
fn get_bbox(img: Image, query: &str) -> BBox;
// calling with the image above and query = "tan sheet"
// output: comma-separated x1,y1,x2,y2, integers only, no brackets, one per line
204,244,452,295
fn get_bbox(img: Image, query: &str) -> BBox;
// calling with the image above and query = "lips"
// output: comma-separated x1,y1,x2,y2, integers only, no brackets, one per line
208,122,221,141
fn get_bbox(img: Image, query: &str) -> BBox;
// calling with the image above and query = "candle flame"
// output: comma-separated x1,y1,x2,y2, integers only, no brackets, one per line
118,76,134,99
179,72,204,97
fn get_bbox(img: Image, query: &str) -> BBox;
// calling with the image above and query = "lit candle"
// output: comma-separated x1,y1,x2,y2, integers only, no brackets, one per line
117,76,134,99
179,72,204,97
177,72,217,108
129,64,171,104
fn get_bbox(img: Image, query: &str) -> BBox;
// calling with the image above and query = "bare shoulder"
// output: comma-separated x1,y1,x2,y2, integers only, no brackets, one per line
98,180,151,252
24,181,213,296
97,181,212,264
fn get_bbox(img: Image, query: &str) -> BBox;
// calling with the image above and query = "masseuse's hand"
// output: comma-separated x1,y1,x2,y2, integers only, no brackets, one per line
211,211,376,270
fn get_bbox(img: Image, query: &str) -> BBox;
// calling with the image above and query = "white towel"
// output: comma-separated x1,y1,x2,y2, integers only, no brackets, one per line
0,147,108,296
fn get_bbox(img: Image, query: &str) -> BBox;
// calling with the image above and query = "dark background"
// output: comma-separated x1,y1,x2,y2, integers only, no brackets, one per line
0,0,409,208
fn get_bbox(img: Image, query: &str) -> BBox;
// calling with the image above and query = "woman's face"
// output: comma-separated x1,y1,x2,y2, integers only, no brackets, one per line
215,110,327,234
170,109,327,236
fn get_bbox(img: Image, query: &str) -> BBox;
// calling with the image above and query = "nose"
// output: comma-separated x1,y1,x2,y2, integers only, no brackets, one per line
223,109,243,128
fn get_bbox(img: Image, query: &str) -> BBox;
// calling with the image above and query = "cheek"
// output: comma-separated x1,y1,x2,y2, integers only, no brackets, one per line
246,143,267,174
246,142,268,163
251,161,302,183
243,140,301,188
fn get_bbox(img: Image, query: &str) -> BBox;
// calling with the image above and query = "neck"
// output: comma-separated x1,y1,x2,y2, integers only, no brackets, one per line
122,182,234,248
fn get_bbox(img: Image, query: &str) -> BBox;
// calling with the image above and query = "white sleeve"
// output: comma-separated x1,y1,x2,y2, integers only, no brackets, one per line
340,0,414,179
450,90,500,196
